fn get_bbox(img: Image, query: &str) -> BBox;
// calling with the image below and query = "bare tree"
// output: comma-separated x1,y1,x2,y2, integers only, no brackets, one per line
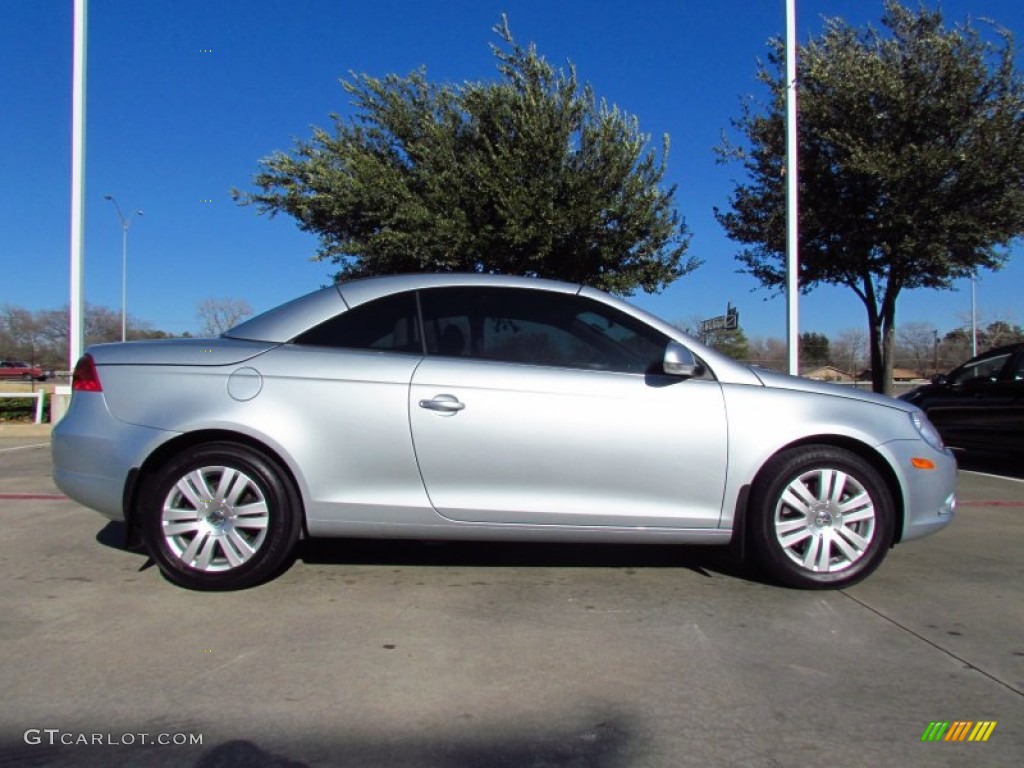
895,321,939,376
831,328,869,379
747,337,788,371
0,305,40,362
197,298,254,337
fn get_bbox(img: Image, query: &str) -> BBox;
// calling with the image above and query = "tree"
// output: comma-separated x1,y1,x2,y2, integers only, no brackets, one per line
1,304,183,371
237,17,696,296
895,321,938,375
705,327,750,361
0,305,41,364
831,327,869,377
748,335,788,371
942,317,1024,367
799,332,830,368
716,2,1024,393
983,319,1024,347
197,298,253,336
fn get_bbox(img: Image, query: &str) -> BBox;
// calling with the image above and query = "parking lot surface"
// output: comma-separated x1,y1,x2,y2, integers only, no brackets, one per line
1,428,1021,767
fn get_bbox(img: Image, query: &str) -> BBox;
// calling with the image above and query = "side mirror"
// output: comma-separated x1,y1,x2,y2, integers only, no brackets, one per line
663,341,702,377
931,374,948,386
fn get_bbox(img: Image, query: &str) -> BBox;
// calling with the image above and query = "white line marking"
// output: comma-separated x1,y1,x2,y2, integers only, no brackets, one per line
0,442,50,453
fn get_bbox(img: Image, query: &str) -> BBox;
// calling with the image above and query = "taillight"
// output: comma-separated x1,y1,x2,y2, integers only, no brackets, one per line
72,354,102,392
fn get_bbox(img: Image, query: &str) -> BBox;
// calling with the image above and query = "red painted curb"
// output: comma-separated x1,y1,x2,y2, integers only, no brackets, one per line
959,500,1024,508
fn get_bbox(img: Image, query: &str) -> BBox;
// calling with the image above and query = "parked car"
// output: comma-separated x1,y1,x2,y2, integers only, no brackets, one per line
900,343,1024,457
53,274,956,591
0,360,46,381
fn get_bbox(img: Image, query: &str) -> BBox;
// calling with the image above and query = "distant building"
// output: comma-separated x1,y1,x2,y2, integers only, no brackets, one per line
802,366,855,382
857,368,924,382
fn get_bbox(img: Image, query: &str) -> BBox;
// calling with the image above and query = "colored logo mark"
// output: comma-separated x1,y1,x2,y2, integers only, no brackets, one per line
921,721,997,742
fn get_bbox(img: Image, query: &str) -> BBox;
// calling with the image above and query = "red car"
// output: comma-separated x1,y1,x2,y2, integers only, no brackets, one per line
0,360,47,381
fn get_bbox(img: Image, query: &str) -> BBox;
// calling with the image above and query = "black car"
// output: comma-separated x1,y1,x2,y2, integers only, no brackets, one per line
900,343,1024,457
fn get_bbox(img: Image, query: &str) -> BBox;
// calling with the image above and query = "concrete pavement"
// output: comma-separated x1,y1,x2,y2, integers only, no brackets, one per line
1,438,1021,766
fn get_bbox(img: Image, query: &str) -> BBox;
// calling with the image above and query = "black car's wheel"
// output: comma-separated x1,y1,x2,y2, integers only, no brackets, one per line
138,442,301,590
748,446,895,589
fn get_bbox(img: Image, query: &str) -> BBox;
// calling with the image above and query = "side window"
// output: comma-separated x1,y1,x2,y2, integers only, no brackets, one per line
419,287,668,373
949,352,1010,386
293,291,421,353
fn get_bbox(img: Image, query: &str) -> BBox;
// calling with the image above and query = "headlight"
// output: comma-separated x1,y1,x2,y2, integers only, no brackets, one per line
910,411,945,452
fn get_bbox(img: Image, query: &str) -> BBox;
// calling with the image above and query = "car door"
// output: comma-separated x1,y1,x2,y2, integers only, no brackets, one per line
408,286,729,528
928,348,1017,452
991,347,1024,454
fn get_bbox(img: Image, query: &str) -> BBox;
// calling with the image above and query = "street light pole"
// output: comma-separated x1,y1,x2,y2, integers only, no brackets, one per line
970,274,978,357
785,0,800,376
104,195,143,342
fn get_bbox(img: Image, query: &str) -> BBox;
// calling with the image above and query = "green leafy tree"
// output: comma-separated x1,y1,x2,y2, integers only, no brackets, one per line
237,18,696,295
706,327,750,361
716,2,1024,393
799,331,831,368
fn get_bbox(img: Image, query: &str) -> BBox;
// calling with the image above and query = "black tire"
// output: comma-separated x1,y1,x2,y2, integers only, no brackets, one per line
748,446,895,589
138,442,301,590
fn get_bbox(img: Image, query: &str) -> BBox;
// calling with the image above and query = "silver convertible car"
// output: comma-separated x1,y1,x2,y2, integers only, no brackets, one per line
53,274,956,590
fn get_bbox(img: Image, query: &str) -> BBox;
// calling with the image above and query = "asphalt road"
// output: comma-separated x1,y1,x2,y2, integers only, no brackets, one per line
1,435,1021,767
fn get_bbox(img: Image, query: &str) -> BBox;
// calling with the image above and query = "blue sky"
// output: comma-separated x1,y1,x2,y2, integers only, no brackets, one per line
2,0,1022,340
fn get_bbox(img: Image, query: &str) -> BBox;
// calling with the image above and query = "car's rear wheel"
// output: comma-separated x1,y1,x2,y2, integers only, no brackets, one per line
138,442,301,590
748,446,895,589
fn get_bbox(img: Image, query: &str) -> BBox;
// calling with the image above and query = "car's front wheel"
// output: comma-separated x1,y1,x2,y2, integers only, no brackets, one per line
748,446,895,589
138,442,301,590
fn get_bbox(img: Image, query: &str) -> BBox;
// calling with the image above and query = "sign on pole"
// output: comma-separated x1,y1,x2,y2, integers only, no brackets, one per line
700,303,739,343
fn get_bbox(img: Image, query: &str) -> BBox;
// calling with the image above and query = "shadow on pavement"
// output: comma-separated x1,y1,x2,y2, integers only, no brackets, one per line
4,712,637,768
94,521,761,585
190,717,634,768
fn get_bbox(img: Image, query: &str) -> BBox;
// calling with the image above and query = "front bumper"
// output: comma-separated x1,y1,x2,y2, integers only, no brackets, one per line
884,439,957,543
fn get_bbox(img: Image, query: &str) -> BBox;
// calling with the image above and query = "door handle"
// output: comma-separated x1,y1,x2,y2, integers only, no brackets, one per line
418,394,465,413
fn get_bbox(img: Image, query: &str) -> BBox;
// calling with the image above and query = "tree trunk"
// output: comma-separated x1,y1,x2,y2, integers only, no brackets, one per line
881,326,896,396
868,333,882,392
867,310,885,394
856,273,899,395
879,283,900,397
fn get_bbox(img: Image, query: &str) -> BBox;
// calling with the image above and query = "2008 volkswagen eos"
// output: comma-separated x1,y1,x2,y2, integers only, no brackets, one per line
53,274,956,590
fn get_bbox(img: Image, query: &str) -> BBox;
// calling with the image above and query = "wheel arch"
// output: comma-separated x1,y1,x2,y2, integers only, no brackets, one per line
124,429,306,538
735,434,906,547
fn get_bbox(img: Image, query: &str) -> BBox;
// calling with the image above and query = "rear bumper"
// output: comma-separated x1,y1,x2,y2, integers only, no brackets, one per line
51,392,177,521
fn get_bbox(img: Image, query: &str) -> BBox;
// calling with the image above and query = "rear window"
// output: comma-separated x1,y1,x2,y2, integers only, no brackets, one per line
292,291,421,353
